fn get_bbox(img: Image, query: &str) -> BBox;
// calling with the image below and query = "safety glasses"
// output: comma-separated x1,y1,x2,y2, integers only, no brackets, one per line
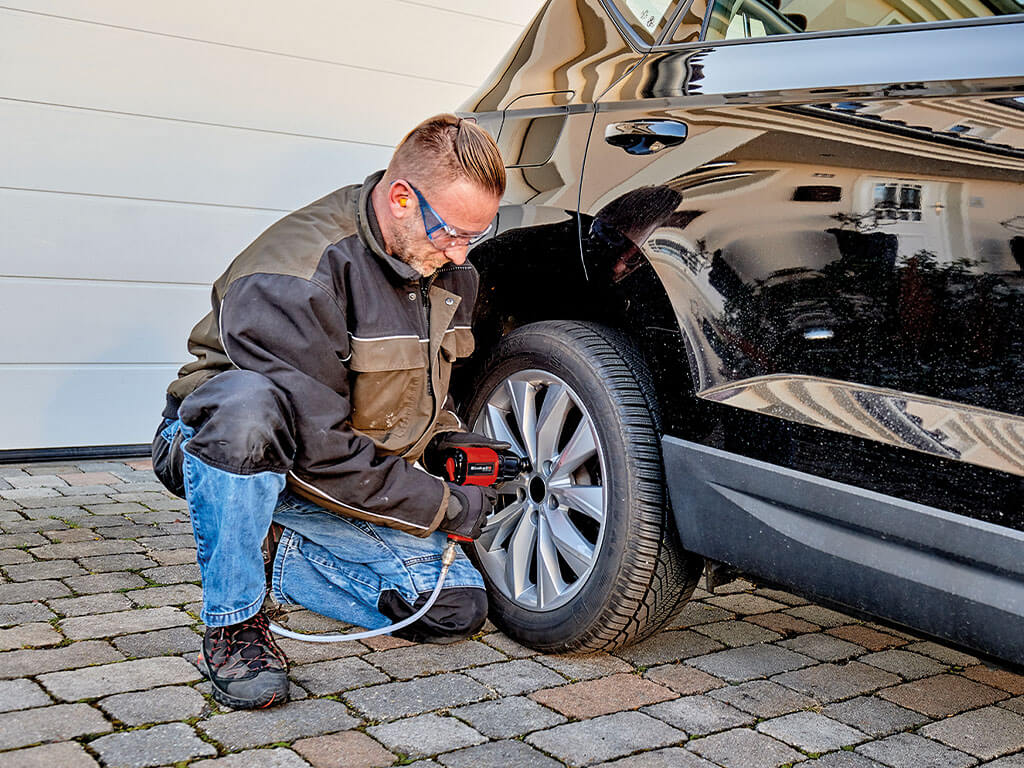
404,181,492,248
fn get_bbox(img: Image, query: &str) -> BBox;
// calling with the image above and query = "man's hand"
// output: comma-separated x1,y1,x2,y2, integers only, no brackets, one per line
423,430,511,477
439,483,497,540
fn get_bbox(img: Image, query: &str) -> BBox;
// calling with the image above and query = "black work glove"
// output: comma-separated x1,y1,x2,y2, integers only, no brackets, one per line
423,430,511,477
439,483,498,540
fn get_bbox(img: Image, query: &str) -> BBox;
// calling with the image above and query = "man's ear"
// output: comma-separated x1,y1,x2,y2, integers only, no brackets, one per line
388,180,412,217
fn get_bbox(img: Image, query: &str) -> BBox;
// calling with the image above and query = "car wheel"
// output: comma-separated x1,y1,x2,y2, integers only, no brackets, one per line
464,320,704,652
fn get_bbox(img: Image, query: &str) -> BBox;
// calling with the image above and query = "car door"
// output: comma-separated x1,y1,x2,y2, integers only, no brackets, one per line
580,0,1024,655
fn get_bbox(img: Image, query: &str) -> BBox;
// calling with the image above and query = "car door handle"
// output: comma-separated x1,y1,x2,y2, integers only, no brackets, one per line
604,119,688,155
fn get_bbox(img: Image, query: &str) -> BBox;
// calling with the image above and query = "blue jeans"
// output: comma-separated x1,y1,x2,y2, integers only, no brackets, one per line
157,416,485,631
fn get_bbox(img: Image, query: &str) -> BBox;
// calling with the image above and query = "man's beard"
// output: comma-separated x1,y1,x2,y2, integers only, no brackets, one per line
391,220,446,276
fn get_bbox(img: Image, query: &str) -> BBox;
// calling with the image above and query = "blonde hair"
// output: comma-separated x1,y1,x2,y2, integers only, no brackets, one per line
388,114,505,198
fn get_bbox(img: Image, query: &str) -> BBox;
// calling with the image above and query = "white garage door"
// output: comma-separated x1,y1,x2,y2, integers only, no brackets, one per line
0,0,541,455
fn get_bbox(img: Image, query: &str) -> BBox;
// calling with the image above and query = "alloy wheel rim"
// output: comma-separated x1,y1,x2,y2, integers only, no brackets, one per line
472,370,607,611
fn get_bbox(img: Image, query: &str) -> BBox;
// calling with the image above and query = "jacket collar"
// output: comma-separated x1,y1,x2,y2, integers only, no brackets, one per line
357,170,422,283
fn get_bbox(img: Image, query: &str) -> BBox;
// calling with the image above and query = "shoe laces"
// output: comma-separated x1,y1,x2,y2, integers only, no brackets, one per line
209,613,286,672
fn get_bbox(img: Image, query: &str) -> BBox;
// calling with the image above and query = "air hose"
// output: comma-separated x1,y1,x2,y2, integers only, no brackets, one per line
266,538,459,643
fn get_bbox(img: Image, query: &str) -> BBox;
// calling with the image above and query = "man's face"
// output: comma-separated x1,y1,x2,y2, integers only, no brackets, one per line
391,178,501,277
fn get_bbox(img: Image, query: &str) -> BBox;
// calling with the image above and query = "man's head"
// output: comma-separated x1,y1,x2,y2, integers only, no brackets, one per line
374,114,505,276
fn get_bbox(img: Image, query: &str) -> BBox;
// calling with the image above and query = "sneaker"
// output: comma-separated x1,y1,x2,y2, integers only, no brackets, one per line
198,612,289,709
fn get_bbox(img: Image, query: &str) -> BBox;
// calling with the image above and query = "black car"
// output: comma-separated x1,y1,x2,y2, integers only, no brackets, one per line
452,0,1024,663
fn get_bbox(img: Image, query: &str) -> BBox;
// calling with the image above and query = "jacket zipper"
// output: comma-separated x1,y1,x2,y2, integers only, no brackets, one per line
420,274,436,400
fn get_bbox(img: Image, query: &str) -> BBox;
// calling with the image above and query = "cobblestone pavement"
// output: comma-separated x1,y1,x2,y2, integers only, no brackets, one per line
1,459,1023,768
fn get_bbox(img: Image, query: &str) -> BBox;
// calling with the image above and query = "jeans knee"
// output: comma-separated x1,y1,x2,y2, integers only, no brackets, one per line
179,370,296,474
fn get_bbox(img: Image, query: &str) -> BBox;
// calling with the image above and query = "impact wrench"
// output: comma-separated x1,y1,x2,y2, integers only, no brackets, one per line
268,446,529,643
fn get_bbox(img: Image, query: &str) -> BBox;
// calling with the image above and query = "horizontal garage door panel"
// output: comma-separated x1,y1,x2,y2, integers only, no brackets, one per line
1,11,472,147
0,365,177,450
0,189,281,284
2,100,393,210
0,278,209,365
4,2,532,85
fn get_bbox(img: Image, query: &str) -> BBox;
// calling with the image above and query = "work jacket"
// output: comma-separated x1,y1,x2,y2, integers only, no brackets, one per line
167,171,476,536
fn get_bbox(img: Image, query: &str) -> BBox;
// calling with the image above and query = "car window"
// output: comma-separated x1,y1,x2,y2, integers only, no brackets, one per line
607,0,681,44
688,0,1023,42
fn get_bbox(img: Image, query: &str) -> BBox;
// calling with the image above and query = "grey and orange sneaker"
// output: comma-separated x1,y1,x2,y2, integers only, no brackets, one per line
198,612,289,709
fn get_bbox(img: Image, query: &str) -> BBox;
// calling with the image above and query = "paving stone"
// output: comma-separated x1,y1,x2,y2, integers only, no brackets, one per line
670,602,736,628
0,702,112,749
94,524,164,540
199,699,357,749
60,606,191,639
592,747,718,767
4,558,86,581
809,753,886,768
706,594,787,615
614,630,726,667
643,693,755,735
64,572,147,593
90,722,215,767
80,554,159,572
644,664,728,695
364,639,504,679
98,685,207,725
0,487,61,501
860,649,947,680
964,665,1024,695
0,578,71,602
1,517,70,532
857,732,979,768
904,641,980,667
289,657,389,694
1002,697,1024,716
367,713,486,759
757,710,868,753
783,605,854,628
61,471,120,486
0,678,51,712
30,539,143,560
0,600,55,626
19,504,96,520
19,493,115,509
345,673,491,720
879,673,1008,717
0,741,101,768
149,547,198,566
136,534,198,551
84,501,146,515
0,621,62,650
0,532,47,548
686,727,804,768
129,510,190,525
778,632,865,662
823,695,931,737
692,620,782,648
292,730,396,768
6,474,68,489
125,583,203,607
0,548,32,565
193,748,313,767
527,710,686,765
452,695,566,739
464,659,568,696
827,625,907,651
773,661,902,702
536,651,631,681
921,706,1024,760
39,655,201,700
275,637,364,665
477,631,534,658
0,639,124,678
530,672,676,718
142,564,201,583
708,679,818,718
689,644,814,683
49,592,134,617
984,755,1024,768
439,738,563,768
46,527,107,542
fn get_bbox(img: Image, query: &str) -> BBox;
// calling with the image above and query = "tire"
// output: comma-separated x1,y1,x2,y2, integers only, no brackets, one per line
464,320,704,652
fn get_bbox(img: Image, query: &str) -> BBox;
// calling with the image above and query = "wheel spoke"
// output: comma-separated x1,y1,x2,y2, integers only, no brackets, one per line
478,499,527,551
535,383,573,460
505,509,537,603
483,404,526,458
544,508,595,577
550,419,597,482
506,379,538,464
536,515,568,607
551,484,604,522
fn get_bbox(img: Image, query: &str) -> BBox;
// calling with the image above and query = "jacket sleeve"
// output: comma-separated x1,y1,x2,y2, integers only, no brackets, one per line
218,271,449,536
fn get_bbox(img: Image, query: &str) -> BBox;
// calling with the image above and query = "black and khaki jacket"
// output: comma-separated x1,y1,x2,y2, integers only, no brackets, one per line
168,171,476,536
